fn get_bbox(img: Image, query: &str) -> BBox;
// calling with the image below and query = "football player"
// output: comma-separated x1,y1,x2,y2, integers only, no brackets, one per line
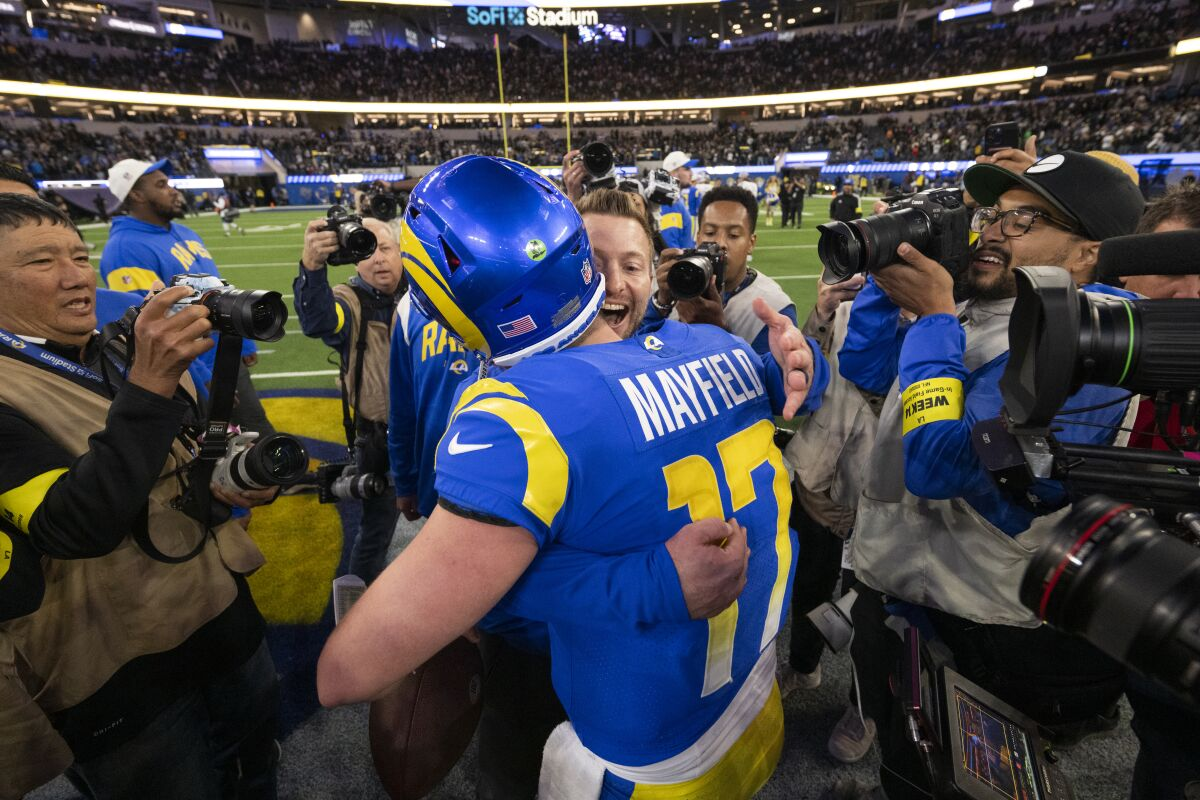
319,156,828,798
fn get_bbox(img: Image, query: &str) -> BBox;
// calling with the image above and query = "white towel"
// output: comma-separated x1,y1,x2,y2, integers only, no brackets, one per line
538,721,607,800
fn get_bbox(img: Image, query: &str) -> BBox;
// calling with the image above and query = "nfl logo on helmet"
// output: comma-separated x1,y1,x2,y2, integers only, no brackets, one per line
581,258,593,284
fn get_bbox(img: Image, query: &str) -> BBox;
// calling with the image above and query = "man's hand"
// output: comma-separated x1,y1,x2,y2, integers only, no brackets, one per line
872,199,890,216
210,481,279,510
128,285,215,398
815,272,865,323
755,298,814,420
561,150,586,205
872,243,956,318
654,248,684,309
242,353,258,368
975,134,1038,175
676,276,727,328
396,495,421,521
302,218,339,271
665,517,749,620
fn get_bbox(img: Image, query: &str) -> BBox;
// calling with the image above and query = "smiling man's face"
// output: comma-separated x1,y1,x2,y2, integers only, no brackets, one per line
583,213,652,339
968,187,1096,300
0,219,96,347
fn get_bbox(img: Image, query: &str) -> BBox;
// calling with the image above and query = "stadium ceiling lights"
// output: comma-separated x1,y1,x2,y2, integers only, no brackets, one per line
1175,37,1200,57
338,0,719,6
0,67,1050,115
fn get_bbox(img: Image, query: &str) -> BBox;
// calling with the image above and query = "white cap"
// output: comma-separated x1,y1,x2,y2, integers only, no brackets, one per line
662,151,696,173
106,157,170,203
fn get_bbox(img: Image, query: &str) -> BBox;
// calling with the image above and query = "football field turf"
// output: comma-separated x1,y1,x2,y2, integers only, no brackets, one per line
84,204,834,391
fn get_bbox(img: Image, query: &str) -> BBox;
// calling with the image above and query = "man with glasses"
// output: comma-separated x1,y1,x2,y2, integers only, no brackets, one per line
835,152,1145,799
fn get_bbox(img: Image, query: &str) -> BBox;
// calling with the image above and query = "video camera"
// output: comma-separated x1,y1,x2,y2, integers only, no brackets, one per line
667,242,728,301
324,205,378,266
575,142,618,192
817,188,970,285
971,229,1200,704
641,169,680,207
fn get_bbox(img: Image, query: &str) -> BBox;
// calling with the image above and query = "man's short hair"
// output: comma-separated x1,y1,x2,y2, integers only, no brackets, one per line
0,163,38,194
0,193,79,237
1137,183,1200,234
576,189,656,255
698,185,758,233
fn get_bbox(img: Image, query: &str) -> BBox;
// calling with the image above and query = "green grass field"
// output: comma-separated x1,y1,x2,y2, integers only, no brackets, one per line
84,204,836,389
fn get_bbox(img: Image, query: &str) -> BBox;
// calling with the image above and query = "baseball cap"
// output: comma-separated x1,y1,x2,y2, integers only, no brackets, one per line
662,151,697,173
963,151,1144,242
107,158,171,204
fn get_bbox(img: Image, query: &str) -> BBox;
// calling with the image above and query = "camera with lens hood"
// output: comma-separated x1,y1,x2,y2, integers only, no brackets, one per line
667,242,728,301
575,142,618,192
315,461,388,503
168,274,288,342
324,205,378,266
212,431,309,494
817,188,971,284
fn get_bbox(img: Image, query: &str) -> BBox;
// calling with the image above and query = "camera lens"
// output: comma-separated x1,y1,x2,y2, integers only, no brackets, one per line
368,193,399,222
667,255,714,300
219,433,309,491
1074,296,1200,395
203,289,288,342
331,472,387,500
817,209,933,283
581,142,615,179
340,223,378,263
1020,495,1200,703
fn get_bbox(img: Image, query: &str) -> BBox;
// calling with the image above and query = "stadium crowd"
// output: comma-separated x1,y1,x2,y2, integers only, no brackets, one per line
0,2,1196,102
4,87,1196,182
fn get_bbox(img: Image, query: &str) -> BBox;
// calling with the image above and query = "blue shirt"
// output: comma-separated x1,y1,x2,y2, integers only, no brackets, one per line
93,288,212,399
387,294,479,517
98,215,255,359
435,321,796,766
839,277,1134,535
657,197,694,250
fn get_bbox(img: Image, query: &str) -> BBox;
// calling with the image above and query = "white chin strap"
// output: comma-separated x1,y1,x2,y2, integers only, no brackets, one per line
491,273,607,368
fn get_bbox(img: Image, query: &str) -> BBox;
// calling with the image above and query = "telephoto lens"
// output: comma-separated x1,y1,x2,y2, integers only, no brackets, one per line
1020,494,1200,704
580,142,615,179
212,432,310,493
325,205,378,265
330,471,387,501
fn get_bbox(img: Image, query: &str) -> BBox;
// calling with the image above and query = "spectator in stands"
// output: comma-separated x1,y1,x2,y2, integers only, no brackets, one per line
0,162,38,196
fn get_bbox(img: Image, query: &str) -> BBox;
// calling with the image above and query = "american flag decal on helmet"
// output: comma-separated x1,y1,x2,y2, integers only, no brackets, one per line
498,315,537,338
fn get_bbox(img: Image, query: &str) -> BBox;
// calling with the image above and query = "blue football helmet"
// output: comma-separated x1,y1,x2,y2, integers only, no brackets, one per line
400,155,604,367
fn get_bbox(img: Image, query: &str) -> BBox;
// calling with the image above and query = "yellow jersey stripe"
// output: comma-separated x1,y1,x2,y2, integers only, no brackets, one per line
660,212,683,231
105,267,160,292
459,397,568,529
453,378,528,416
0,531,12,581
333,302,346,334
0,468,67,534
628,683,783,799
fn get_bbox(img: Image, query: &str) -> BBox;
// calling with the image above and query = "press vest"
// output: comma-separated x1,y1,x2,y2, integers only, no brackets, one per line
0,354,265,731
333,283,392,424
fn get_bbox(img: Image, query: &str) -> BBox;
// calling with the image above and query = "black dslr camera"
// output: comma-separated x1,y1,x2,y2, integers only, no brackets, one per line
315,461,387,503
667,242,728,301
362,181,404,222
169,274,287,342
817,187,970,284
324,205,378,266
575,141,618,192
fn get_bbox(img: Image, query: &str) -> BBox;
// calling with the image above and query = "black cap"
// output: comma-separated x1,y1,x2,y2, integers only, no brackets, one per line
963,151,1145,242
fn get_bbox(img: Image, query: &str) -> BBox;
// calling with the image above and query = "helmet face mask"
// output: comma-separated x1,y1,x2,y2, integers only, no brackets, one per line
401,156,606,366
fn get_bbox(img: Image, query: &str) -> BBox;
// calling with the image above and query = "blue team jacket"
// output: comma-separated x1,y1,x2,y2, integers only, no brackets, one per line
98,215,255,360
658,197,694,250
839,276,1136,535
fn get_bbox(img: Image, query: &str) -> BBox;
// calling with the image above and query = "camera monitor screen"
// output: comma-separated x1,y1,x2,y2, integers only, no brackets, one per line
952,688,1043,800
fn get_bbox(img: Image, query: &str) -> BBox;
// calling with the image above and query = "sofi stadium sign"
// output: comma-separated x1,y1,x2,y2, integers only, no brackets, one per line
466,6,599,26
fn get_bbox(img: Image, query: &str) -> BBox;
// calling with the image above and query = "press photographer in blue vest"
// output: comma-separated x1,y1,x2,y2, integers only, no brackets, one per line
0,194,280,800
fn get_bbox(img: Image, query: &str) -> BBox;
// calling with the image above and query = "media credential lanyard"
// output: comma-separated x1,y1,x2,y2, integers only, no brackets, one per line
0,326,106,388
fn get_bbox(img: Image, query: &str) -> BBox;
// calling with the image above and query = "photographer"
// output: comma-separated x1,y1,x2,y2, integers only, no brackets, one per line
658,151,696,249
838,152,1146,798
0,195,278,799
644,186,800,356
295,214,404,583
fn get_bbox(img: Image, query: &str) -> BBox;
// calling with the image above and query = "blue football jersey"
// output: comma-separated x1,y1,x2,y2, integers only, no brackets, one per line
434,320,796,768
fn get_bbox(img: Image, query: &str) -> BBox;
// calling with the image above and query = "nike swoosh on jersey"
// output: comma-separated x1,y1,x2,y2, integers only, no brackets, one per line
447,432,494,455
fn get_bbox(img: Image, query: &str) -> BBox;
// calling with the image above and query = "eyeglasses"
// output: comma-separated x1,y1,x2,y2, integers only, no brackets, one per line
970,206,1080,238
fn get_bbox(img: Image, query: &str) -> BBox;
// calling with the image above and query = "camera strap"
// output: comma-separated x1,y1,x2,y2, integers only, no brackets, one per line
147,333,242,564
